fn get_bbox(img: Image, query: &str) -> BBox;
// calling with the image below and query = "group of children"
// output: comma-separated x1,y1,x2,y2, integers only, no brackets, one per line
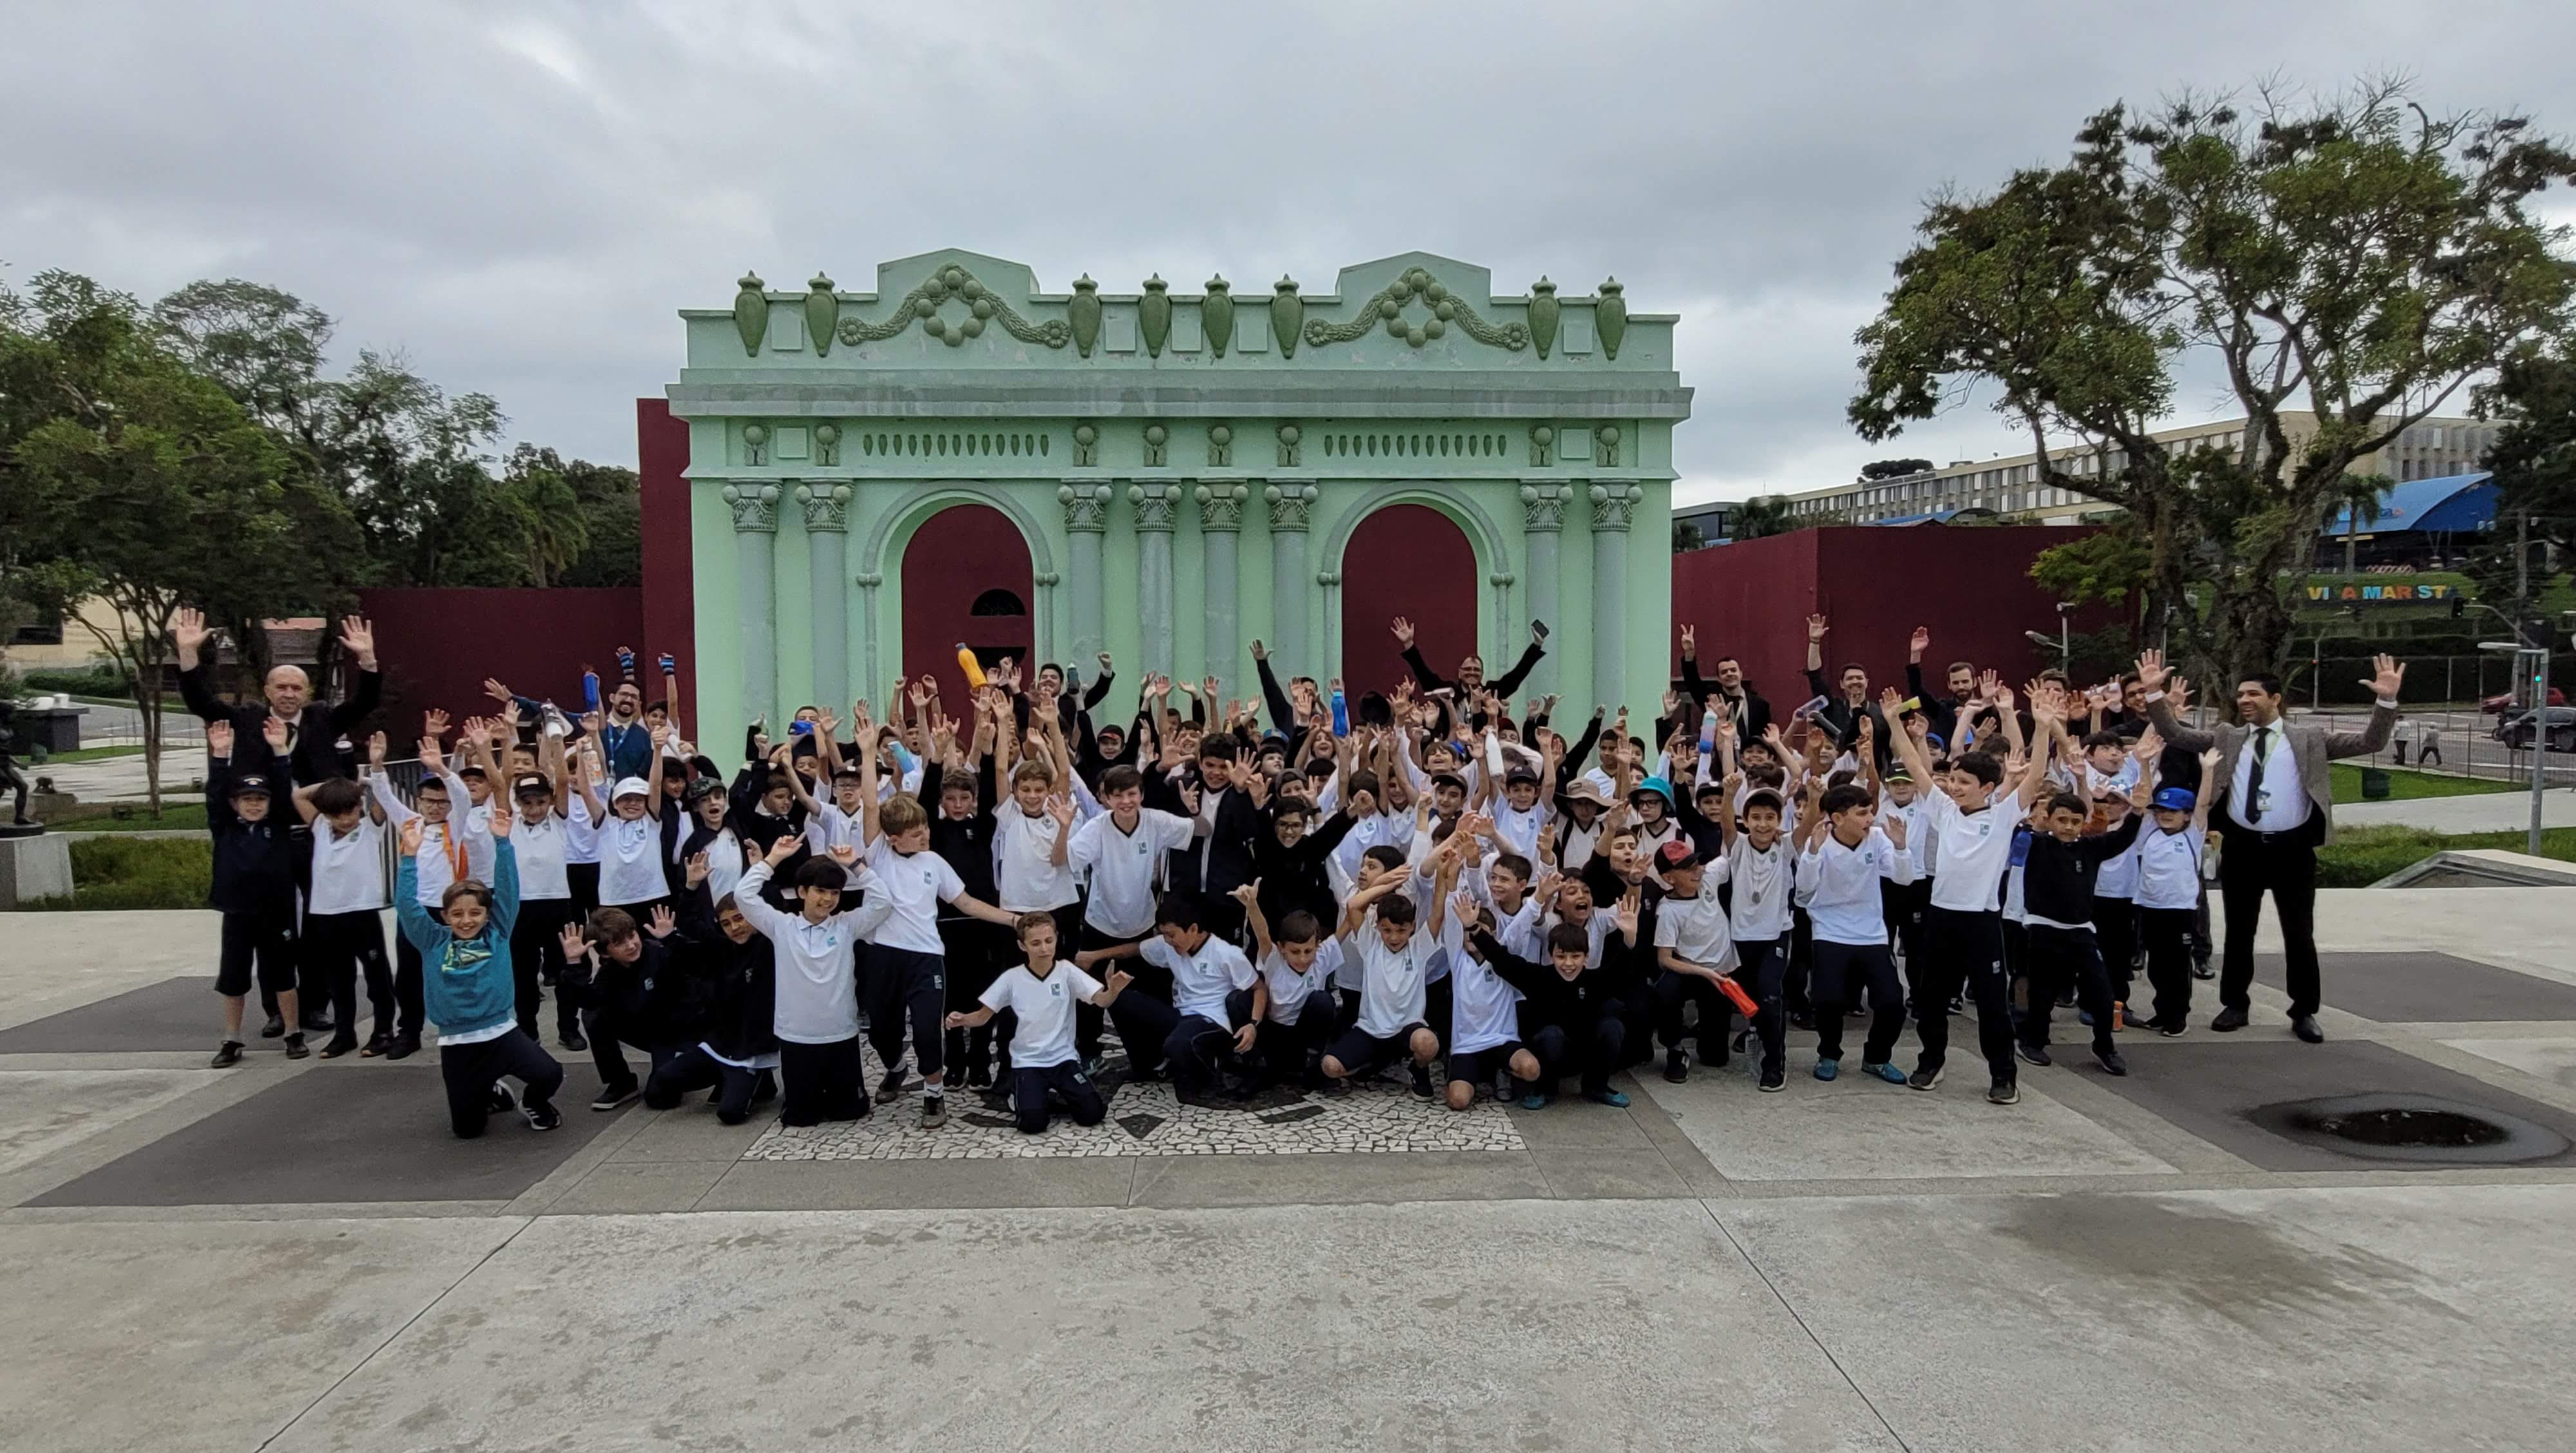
196,617,2235,1139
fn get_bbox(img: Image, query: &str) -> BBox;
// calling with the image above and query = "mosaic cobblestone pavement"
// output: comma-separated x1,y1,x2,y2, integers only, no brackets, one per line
742,1036,1525,1161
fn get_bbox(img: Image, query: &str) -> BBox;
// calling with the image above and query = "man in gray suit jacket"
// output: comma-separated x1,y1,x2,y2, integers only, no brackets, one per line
2136,649,2405,1043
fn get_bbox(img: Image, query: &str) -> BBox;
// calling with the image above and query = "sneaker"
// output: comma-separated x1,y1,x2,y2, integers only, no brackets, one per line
2076,1009,2095,1027
591,1081,639,1112
2053,990,2076,1009
878,1066,909,1098
1907,1065,1943,1092
1519,1090,1550,1110
383,1035,421,1062
920,1095,947,1130
1080,1055,1106,1079
1813,1058,1839,1082
299,1012,335,1036
1946,994,1966,1016
317,1035,361,1060
358,1033,392,1058
560,1030,588,1053
965,1066,993,1090
2016,1043,2052,1068
524,1101,562,1132
1787,1009,1814,1031
1663,1049,1690,1084
1862,1061,1908,1085
1582,1087,1631,1108
1987,1078,2020,1106
259,1013,285,1040
1408,1064,1435,1099
283,1032,310,1061
2121,1007,2155,1030
2210,1006,2249,1032
210,1040,245,1068
2191,961,2216,981
2156,1019,2187,1038
2094,1048,2129,1077
488,1083,519,1116
1758,1069,1786,1093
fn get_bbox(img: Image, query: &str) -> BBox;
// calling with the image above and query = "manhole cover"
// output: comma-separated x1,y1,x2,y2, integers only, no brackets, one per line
2249,1093,2570,1165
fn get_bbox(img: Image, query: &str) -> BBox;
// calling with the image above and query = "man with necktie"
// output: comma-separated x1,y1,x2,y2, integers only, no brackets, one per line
2134,649,2403,1043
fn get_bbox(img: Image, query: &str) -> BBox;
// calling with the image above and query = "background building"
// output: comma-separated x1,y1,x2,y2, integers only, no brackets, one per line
663,250,1687,742
1769,413,2501,526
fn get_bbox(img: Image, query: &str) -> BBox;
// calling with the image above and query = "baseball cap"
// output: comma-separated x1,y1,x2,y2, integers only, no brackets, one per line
2152,786,2196,812
227,772,272,798
611,775,650,801
512,773,552,798
1504,766,1539,786
685,777,727,805
1654,839,1703,871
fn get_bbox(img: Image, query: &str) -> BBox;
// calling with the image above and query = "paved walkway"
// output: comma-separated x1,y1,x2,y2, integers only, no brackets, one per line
2337,786,2576,832
2,891,2574,1449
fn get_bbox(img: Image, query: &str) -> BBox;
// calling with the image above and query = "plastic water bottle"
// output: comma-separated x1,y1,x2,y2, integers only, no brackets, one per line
1700,705,1719,757
1331,686,1349,737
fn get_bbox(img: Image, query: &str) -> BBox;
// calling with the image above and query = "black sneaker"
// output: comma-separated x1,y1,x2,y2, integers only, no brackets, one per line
560,1029,588,1053
1663,1049,1690,1084
1907,1065,1943,1092
592,1081,639,1112
1946,994,1965,1016
965,1066,993,1090
878,1065,909,1098
383,1034,422,1062
2016,1043,2052,1068
2156,1019,2187,1038
2094,1048,2128,1077
920,1095,947,1130
259,1013,285,1040
1987,1078,2020,1105
318,1035,361,1060
210,1040,245,1068
1758,1068,1786,1093
283,1033,310,1061
1408,1064,1435,1099
488,1083,519,1116
2210,1006,2249,1032
2191,961,2216,981
524,1100,561,1132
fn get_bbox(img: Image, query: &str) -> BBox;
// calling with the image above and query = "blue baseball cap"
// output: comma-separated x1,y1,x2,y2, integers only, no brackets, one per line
2152,786,2196,812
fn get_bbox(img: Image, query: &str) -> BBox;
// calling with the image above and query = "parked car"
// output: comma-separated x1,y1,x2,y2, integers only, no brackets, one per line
2493,706,2576,753
2481,686,2566,714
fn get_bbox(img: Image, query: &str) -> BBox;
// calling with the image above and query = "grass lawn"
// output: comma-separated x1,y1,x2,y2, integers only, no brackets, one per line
2327,762,2526,804
2315,824,2576,888
43,801,209,833
12,836,209,910
33,743,146,764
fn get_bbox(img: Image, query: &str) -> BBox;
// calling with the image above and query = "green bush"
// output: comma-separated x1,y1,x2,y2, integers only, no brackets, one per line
21,665,135,699
2315,824,2576,888
14,835,211,911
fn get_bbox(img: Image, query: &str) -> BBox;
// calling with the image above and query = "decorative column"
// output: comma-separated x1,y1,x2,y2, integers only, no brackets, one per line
1196,482,1249,695
856,571,884,696
1059,483,1112,667
1588,482,1640,711
797,481,853,714
1265,481,1316,672
1520,484,1566,699
1130,480,1179,678
719,482,781,728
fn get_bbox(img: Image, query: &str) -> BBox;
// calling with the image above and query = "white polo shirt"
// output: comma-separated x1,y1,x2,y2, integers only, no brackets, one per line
1796,826,1913,946
2133,825,2204,911
863,837,966,955
1348,918,1435,1038
307,813,388,916
1923,790,2016,913
731,862,891,1043
512,812,571,901
597,812,667,907
1653,888,1737,973
1140,933,1256,1023
994,805,1078,913
1068,809,1195,937
1258,938,1342,1025
979,962,1104,1069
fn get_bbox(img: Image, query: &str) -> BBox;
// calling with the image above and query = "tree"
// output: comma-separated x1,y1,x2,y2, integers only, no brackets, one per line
1672,518,1705,553
1730,495,1794,539
2031,514,2155,624
1851,80,2576,706
2472,337,2576,612
2329,471,2395,576
3,271,329,811
1861,457,1934,479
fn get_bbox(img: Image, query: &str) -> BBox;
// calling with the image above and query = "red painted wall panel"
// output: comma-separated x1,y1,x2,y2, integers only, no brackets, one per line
1669,526,2110,709
901,505,1034,707
636,397,697,726
1339,504,1477,696
355,587,645,734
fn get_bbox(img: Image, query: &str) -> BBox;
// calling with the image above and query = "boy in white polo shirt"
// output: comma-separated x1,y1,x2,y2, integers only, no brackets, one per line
854,703,1021,1129
2136,748,2221,1036
1094,892,1261,1095
1650,839,1736,1085
1235,885,1344,1091
1880,685,2052,1103
292,761,394,1060
729,832,893,1125
1794,781,1915,1090
946,913,1131,1134
1065,764,1198,1033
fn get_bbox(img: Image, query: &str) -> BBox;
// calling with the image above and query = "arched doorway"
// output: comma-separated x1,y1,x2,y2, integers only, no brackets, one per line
1339,502,1477,696
902,504,1034,705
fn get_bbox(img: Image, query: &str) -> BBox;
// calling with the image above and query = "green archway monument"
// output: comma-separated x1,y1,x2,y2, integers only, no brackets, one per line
670,249,1688,739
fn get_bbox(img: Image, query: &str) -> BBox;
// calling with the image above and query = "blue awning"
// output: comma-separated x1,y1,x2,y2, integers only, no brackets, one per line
2321,473,2497,537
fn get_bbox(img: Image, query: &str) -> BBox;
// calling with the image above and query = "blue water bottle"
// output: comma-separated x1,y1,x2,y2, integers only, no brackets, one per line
1330,687,1349,737
1699,705,1719,757
582,669,601,714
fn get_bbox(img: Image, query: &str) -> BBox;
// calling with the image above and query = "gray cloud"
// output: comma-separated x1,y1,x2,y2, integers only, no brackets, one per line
4,0,2563,506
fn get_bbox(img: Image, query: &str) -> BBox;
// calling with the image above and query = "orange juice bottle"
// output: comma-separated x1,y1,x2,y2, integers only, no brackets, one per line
955,645,987,690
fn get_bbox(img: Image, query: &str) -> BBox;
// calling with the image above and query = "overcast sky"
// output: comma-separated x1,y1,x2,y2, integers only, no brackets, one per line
5,1,2568,504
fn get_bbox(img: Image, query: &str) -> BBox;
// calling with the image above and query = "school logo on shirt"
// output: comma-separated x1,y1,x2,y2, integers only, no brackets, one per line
1050,982,1065,998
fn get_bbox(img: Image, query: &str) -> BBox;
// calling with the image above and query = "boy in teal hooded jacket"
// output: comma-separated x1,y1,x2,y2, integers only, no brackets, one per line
397,810,566,1136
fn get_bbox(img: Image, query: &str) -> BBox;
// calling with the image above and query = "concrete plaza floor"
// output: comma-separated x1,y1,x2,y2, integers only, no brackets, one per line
1,888,2571,1451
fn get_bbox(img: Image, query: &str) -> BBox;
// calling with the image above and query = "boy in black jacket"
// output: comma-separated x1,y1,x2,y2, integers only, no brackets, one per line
2016,755,2152,1076
1470,918,1632,1108
205,722,310,1067
643,875,781,1123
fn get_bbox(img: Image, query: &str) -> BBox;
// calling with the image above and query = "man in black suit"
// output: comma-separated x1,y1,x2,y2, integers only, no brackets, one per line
1394,616,1546,701
1674,625,1774,741
175,607,381,786
1901,625,1978,746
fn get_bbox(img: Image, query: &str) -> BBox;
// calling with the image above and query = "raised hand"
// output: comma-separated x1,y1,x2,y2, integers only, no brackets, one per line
1046,793,1075,827
339,616,376,669
171,606,211,654
686,850,711,888
2199,746,2224,770
261,716,291,754
1104,967,1133,995
1909,625,1931,656
765,834,800,867
483,678,514,705
2134,649,2168,692
1230,881,1260,910
1807,614,1829,643
489,802,515,837
367,730,388,768
2362,654,2406,701
827,843,860,869
1615,888,1642,937
2166,676,2192,714
647,904,678,938
398,819,424,856
1240,768,1270,808
1097,652,1113,674
1679,623,1696,654
558,922,590,963
1249,638,1267,662
204,721,235,757
1976,670,2001,702
1883,813,1907,850
1390,616,1415,649
422,709,450,742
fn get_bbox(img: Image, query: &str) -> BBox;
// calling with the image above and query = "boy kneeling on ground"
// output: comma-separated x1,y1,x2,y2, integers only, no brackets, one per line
947,913,1130,1134
394,807,564,1137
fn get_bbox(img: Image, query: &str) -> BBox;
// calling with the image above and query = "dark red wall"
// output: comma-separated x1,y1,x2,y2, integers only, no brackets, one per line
355,587,645,736
1341,503,1477,695
637,398,696,726
1669,526,2110,707
902,505,1034,706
